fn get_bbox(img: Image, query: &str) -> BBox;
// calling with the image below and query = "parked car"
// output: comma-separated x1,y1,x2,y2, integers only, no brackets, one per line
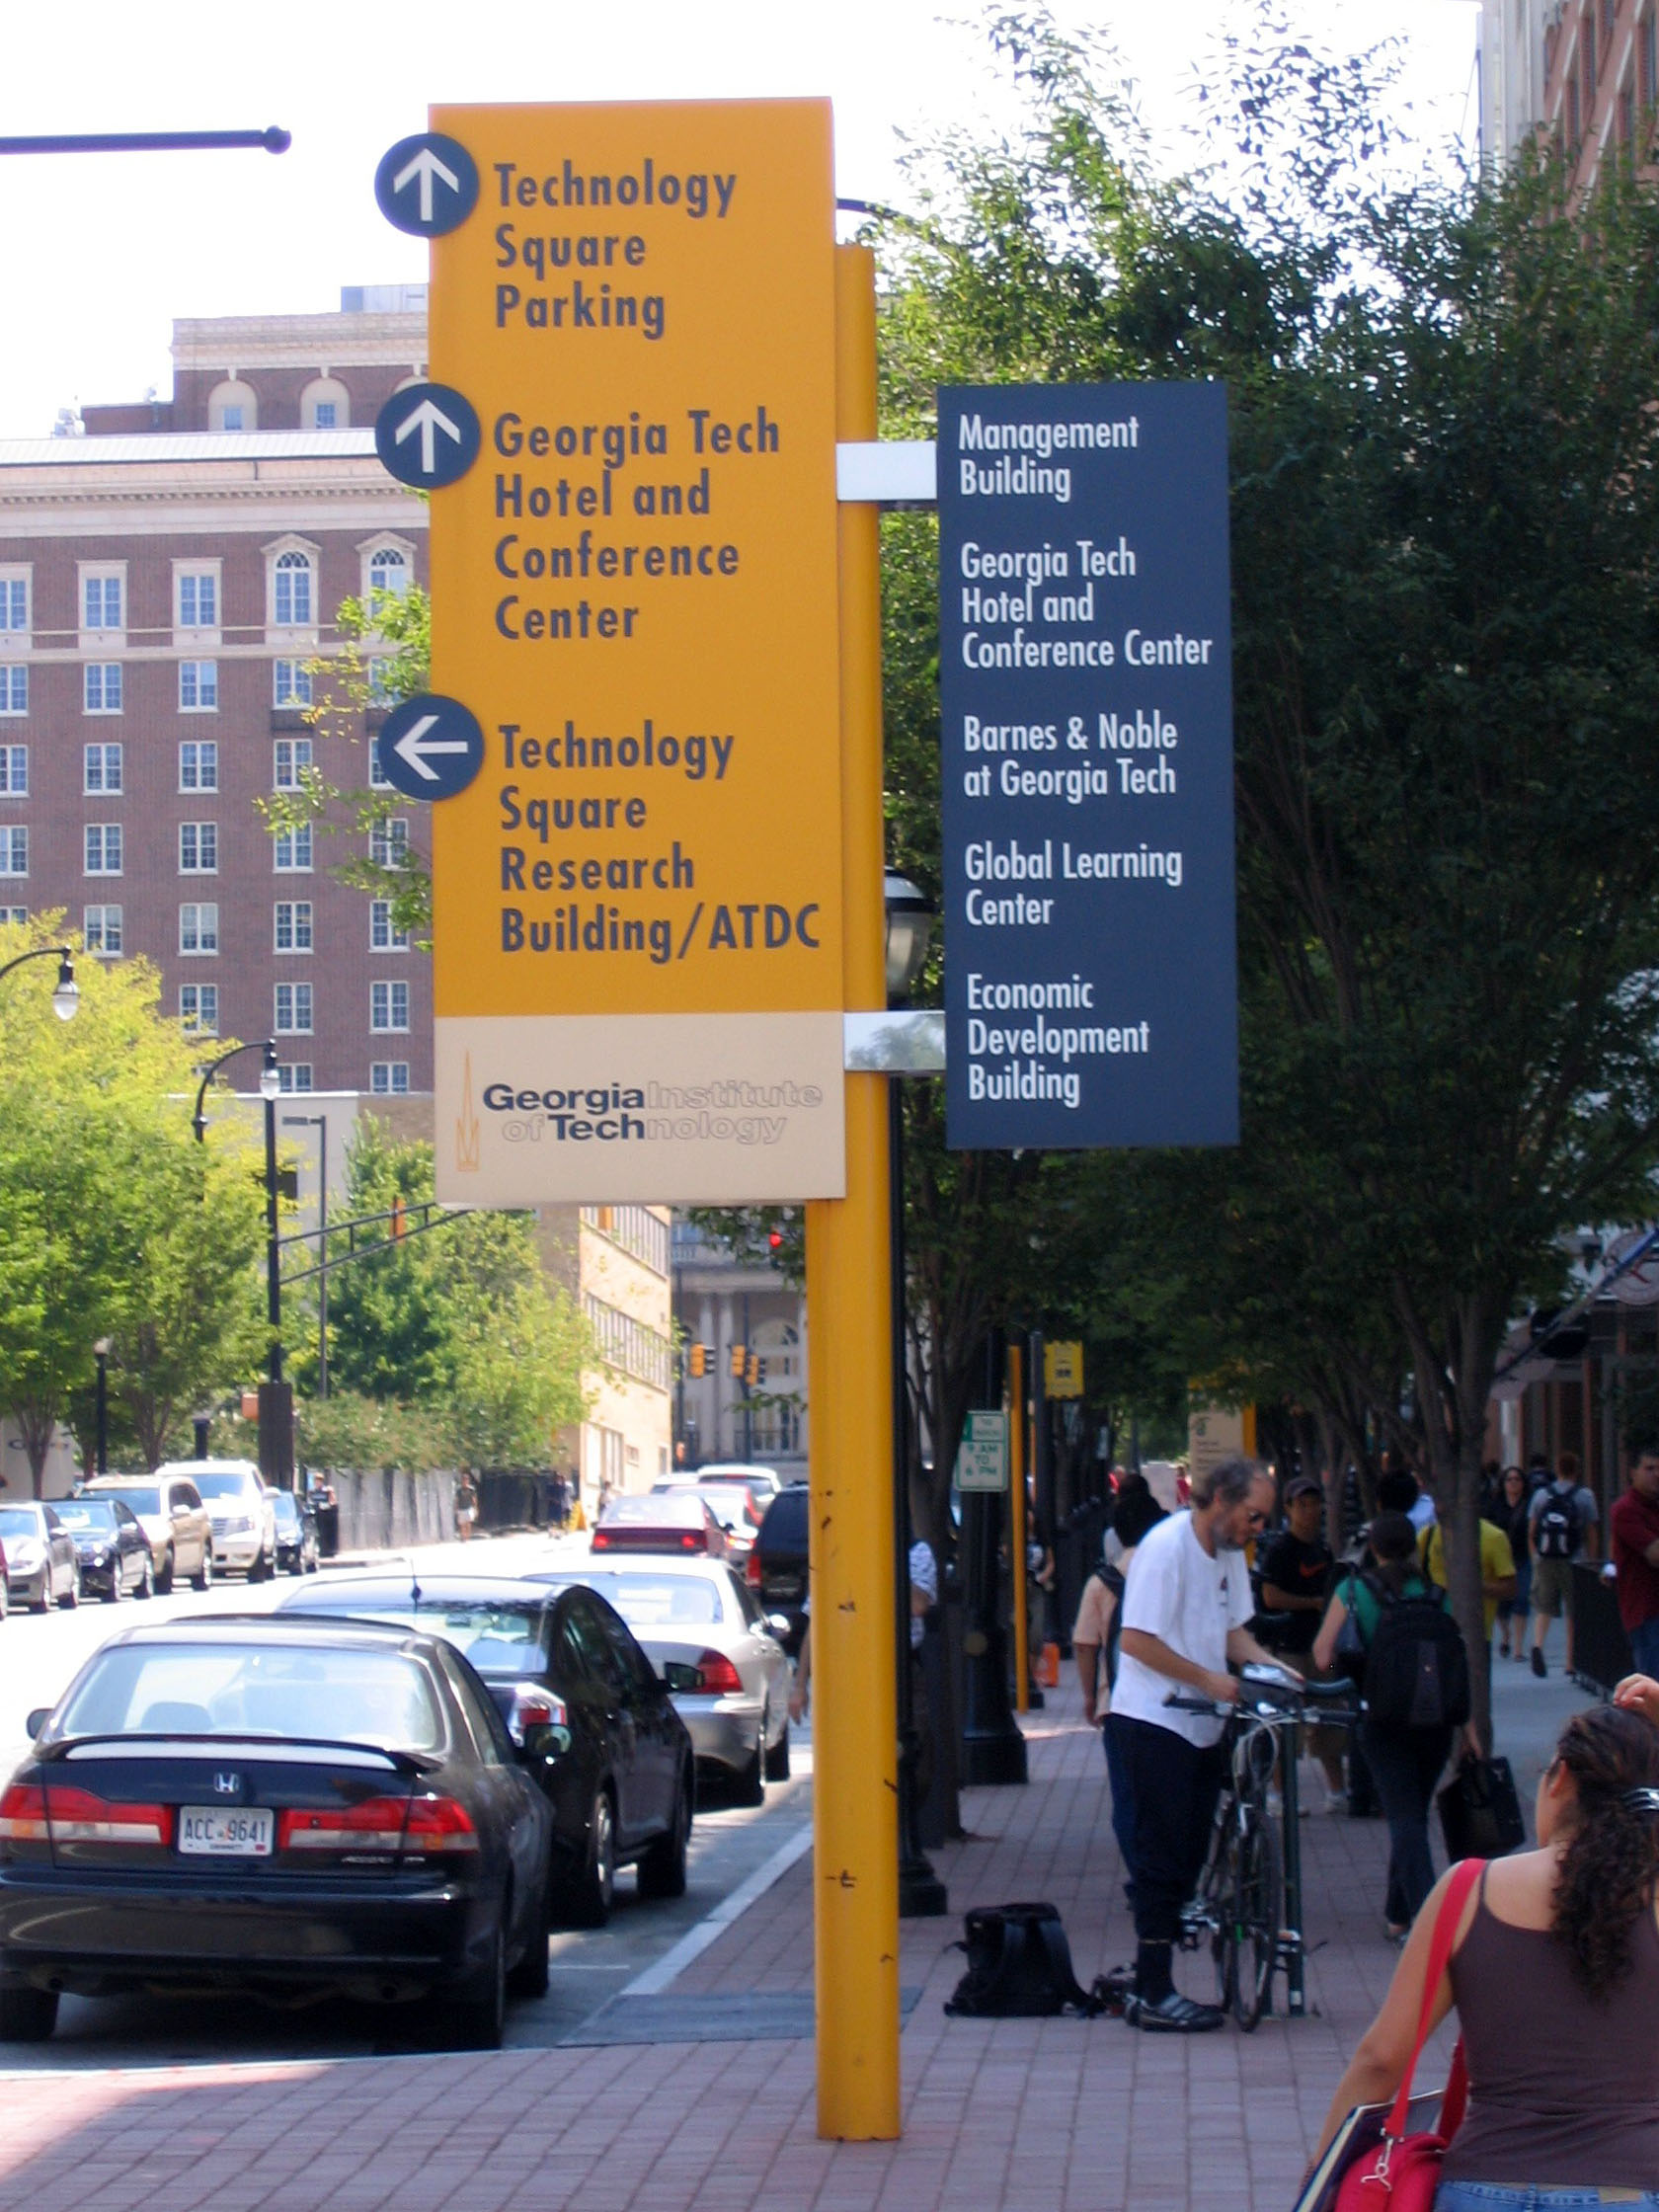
697,1462,784,1506
156,1461,276,1580
0,1504,80,1613
81,1473,212,1594
534,1557,792,1802
275,1573,695,1928
270,1489,320,1576
0,1614,552,2049
50,1496,153,1603
592,1492,728,1558
747,1482,809,1654
664,1482,762,1559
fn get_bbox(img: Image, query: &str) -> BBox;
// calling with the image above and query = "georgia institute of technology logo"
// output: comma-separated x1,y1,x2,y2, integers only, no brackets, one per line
455,1051,481,1173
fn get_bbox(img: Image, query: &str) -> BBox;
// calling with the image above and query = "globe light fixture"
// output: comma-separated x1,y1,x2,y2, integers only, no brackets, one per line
883,872,935,1008
49,952,79,1021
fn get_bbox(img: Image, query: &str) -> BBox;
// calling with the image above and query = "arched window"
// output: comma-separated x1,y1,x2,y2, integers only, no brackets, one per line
207,379,258,434
301,376,351,431
368,547,409,601
274,551,313,629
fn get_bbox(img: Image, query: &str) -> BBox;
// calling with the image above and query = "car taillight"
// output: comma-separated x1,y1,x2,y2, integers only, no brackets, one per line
507,1684,567,1747
694,1649,745,1696
745,1549,762,1587
0,1783,47,1842
41,1784,172,1846
279,1797,410,1853
402,1794,480,1855
592,1529,615,1549
680,1531,704,1551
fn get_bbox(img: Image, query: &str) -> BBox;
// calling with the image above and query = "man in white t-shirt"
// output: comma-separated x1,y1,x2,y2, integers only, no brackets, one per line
1108,1454,1289,2031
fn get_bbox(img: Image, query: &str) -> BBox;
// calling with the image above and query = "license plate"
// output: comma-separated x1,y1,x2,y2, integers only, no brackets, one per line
178,1806,275,1857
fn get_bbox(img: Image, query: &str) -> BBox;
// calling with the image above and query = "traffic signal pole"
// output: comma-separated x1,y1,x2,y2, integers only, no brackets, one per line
805,243,901,2142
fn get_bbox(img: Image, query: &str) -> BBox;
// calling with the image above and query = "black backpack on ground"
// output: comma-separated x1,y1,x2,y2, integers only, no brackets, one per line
944,1903,1109,2017
1357,1571,1472,1731
1533,1486,1584,1560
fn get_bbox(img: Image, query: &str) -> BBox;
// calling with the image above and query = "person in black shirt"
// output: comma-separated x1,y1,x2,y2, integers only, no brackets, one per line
1260,1475,1346,1811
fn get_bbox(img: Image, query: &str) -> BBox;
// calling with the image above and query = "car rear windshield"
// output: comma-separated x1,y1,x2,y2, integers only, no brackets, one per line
53,1501,118,1533
601,1495,698,1526
100,1486,160,1516
193,1470,258,1502
0,1507,40,1539
540,1572,723,1627
53,1643,443,1751
677,1484,755,1524
285,1594,546,1676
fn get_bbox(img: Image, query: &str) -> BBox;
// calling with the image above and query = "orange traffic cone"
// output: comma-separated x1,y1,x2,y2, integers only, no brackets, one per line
1039,1641,1061,1689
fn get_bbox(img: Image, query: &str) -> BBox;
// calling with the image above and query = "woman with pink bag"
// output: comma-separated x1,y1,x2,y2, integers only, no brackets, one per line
1309,1696,1659,2210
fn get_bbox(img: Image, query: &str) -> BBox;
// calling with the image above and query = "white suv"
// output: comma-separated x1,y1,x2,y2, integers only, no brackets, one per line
156,1460,276,1581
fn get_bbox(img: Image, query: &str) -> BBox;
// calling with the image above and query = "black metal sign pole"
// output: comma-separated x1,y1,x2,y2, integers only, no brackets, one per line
0,129,288,156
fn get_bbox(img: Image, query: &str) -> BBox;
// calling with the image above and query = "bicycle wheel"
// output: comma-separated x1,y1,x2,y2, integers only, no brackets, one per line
1200,1817,1239,2014
1230,1807,1283,2032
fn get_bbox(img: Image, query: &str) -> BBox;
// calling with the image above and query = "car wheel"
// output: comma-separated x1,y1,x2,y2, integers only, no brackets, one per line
192,1548,213,1593
156,1547,175,1596
764,1719,791,1783
102,1567,122,1604
561,1785,617,1929
449,1921,507,2050
136,1556,154,1601
58,1566,79,1611
29,1583,48,1615
247,1544,269,1585
637,1764,692,1900
732,1724,765,1807
0,1987,58,2043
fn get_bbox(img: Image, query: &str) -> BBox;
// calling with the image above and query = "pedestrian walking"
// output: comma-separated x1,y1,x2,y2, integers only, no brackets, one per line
1313,1511,1474,1939
1310,1698,1659,2205
1491,1464,1533,1660
453,1470,479,1541
1259,1475,1348,1811
1107,1454,1289,2031
1528,1449,1599,1677
1418,1507,1517,1679
1612,1440,1659,1680
1073,1479,1166,1887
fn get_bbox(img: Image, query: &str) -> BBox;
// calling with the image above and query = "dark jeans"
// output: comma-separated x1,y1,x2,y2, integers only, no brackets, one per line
1107,1714,1226,1945
1100,1716,1137,1897
1630,1615,1659,1680
1361,1717,1453,1928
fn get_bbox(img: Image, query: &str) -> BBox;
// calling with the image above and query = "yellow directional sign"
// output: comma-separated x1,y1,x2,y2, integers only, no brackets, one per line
416,100,845,1203
1044,1340,1083,1399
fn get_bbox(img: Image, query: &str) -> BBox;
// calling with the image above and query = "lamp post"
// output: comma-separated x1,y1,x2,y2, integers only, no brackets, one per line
93,1337,113,1476
193,1038,290,1486
280,1112,329,1399
884,871,948,1917
0,943,79,1019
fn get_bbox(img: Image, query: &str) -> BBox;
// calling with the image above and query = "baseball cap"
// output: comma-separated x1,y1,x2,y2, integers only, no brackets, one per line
1284,1476,1323,1503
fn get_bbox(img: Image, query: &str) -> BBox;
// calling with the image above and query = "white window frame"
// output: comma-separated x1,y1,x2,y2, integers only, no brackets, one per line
370,1061,411,1095
0,827,28,877
274,824,313,874
84,905,122,958
78,563,127,645
273,737,314,789
178,822,218,875
208,380,257,434
273,660,313,709
0,904,28,925
0,566,31,638
84,824,122,877
0,744,26,796
82,742,121,796
83,663,122,715
179,983,218,1035
276,1064,314,1093
178,740,218,793
274,900,314,954
0,667,27,717
275,981,314,1036
357,534,418,618
301,377,350,431
179,660,218,713
179,902,219,956
369,816,409,870
369,899,409,952
173,562,221,642
267,540,319,636
370,980,410,1033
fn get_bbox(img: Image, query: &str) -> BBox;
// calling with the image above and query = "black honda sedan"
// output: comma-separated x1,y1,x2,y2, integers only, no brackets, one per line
0,1616,551,2049
276,1574,695,1929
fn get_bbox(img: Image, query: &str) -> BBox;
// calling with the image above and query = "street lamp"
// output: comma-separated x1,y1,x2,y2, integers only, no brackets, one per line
280,1112,330,1399
0,943,78,1019
883,870,948,1918
93,1337,113,1477
192,1038,291,1487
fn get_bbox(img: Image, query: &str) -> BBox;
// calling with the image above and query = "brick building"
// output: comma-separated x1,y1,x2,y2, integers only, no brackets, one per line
0,286,432,1094
1481,0,1659,188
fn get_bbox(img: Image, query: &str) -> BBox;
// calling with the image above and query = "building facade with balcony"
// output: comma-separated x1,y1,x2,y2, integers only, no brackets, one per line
672,1218,808,1479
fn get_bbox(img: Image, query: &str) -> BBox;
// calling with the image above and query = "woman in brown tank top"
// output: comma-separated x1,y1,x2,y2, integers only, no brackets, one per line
1311,1697,1659,2205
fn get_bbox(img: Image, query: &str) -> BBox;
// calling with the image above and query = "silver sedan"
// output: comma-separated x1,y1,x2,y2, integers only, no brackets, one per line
531,1556,793,1804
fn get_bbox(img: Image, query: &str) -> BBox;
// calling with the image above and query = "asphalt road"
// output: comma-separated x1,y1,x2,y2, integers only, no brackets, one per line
0,1530,811,2071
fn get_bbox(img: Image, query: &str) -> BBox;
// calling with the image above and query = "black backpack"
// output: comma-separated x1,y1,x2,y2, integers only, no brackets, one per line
1358,1571,1471,1731
944,1903,1108,2017
1533,1487,1583,1560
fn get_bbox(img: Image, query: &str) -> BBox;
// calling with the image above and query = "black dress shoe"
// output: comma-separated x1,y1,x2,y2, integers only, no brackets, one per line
1125,1990,1226,2033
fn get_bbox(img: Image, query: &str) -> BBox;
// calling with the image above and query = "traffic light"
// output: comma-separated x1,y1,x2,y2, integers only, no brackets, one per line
687,1343,709,1379
390,1195,407,1241
729,1342,747,1380
746,1351,765,1387
768,1228,784,1253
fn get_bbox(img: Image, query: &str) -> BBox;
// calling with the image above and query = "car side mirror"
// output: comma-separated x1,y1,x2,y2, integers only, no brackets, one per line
661,1661,703,1694
765,1615,793,1641
25,1709,48,1740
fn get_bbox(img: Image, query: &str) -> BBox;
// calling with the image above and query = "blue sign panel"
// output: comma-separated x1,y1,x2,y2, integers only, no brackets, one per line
375,694,486,802
374,132,480,237
373,381,482,491
938,382,1237,1150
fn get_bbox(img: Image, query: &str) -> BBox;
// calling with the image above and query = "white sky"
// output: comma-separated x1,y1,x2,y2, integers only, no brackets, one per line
0,1,1478,437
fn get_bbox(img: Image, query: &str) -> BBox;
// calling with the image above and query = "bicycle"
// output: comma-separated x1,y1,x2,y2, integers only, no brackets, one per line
1171,1665,1357,2030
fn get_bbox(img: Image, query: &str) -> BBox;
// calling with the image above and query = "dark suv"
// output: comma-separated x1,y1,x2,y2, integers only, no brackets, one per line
746,1483,808,1654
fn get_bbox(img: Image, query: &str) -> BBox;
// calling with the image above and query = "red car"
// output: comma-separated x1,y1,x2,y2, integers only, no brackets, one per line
592,1493,728,1558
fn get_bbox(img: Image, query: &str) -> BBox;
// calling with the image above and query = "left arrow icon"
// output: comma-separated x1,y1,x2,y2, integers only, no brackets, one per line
375,696,486,803
374,382,481,490
373,131,478,236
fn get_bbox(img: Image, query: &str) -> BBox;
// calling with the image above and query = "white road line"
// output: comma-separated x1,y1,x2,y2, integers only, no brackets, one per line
618,1822,813,1998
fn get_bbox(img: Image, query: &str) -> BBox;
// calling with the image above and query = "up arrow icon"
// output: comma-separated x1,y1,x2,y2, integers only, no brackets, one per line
374,381,481,491
373,131,479,236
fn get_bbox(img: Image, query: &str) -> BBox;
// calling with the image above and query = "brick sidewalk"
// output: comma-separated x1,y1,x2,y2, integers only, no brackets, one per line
0,1665,1585,2212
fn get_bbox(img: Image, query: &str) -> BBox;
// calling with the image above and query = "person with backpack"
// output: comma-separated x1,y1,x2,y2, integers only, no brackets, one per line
1313,1511,1475,1939
1074,1480,1166,1885
1527,1449,1600,1678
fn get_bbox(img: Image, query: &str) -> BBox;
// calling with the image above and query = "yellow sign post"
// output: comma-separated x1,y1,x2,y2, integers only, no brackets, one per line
423,100,847,1205
1044,1339,1083,1399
